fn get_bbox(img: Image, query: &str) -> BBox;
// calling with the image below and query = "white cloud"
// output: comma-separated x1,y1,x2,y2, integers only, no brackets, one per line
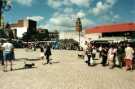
106,0,116,5
39,13,75,31
48,0,63,8
99,15,110,21
64,8,74,13
113,14,120,19
97,12,121,23
47,0,92,8
39,24,54,31
76,11,86,18
70,0,90,7
39,12,94,32
50,14,75,28
110,14,120,22
93,1,107,15
131,10,135,14
15,0,33,6
81,18,94,28
63,0,72,6
92,0,117,15
26,16,44,22
40,23,74,32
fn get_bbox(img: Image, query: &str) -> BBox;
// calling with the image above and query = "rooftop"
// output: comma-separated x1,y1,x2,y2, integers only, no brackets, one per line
85,22,135,34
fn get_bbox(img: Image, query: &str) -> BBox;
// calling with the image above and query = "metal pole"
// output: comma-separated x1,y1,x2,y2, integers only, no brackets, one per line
79,30,80,47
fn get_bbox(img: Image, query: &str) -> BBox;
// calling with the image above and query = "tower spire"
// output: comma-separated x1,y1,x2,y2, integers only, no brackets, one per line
76,17,82,32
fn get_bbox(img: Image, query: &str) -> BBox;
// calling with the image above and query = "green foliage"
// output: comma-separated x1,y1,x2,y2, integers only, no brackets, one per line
0,29,7,38
59,39,79,50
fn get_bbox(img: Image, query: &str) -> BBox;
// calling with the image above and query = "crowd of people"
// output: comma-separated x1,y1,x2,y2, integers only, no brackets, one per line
83,41,135,71
1,39,135,72
0,39,52,72
39,43,52,64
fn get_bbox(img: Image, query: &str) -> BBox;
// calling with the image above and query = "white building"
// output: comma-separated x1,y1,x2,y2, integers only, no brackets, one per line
84,22,135,43
59,31,83,41
84,33,102,41
11,19,37,38
59,30,85,46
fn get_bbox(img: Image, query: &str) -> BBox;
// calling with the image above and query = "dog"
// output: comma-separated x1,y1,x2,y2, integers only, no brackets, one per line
24,62,35,69
78,54,84,58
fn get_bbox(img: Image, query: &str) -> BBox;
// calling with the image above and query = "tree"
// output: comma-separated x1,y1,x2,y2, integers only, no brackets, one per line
59,39,79,50
4,23,14,39
0,28,7,38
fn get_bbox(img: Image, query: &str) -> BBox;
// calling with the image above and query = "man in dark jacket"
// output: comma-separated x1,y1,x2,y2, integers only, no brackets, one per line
117,44,124,68
86,43,93,66
44,44,52,64
101,47,108,66
0,42,4,65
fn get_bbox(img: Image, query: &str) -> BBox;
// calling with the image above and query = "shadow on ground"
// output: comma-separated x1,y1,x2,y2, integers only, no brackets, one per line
13,67,37,71
43,61,60,65
15,58,40,61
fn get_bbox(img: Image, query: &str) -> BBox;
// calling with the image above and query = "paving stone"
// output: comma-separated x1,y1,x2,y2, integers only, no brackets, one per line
0,49,135,89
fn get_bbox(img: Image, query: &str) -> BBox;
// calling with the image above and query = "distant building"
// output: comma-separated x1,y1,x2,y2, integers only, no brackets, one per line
49,31,59,41
85,22,135,42
76,17,82,32
59,17,84,46
37,28,48,33
37,28,59,41
36,28,49,41
10,19,37,38
59,31,84,42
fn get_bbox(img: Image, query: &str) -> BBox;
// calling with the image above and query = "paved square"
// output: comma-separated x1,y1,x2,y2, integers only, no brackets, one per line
0,49,135,89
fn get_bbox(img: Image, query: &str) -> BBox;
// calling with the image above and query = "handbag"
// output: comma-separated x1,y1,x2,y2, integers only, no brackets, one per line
90,57,94,65
84,55,88,62
115,56,119,66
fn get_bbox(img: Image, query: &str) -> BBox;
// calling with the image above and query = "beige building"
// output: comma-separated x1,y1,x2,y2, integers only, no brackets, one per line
84,33,102,41
59,31,85,46
11,19,37,38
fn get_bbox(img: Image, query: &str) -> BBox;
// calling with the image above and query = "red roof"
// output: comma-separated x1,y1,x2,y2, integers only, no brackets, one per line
85,23,135,34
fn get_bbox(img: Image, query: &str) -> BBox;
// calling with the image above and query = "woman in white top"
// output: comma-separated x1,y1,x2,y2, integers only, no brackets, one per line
107,45,117,69
83,41,88,62
124,44,134,71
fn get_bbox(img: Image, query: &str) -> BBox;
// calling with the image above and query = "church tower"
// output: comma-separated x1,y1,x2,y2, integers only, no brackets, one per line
76,17,82,32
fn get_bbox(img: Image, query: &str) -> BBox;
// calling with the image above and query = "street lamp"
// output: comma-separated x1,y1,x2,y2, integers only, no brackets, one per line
0,0,12,27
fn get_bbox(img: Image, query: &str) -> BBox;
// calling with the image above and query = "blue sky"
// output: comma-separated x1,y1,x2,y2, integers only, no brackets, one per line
4,0,135,32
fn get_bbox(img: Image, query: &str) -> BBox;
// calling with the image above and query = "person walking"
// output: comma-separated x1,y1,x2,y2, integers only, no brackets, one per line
0,42,4,65
44,44,52,64
92,45,97,60
83,41,88,63
2,39,14,72
124,44,134,71
107,45,116,69
101,47,108,66
39,44,45,64
117,44,124,68
86,43,92,66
